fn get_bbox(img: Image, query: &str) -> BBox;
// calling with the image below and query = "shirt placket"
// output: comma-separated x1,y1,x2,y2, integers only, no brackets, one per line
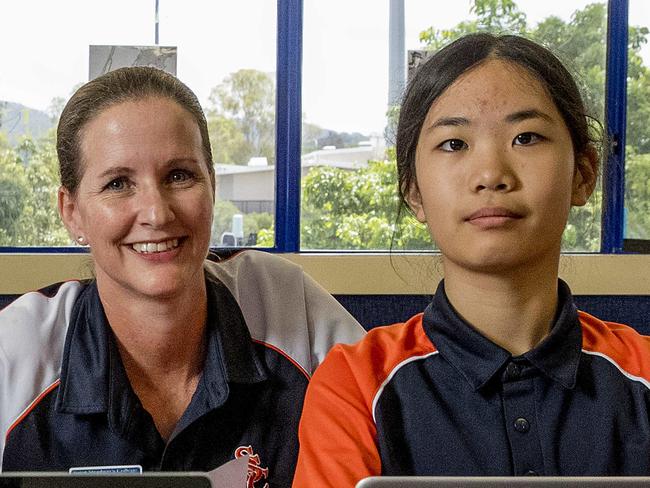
501,360,545,476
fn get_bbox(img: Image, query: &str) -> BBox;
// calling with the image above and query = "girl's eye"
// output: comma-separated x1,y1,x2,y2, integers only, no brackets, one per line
439,139,467,152
513,132,542,146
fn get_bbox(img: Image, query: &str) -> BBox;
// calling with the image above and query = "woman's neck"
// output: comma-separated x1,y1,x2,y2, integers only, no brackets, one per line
442,254,560,356
96,275,208,383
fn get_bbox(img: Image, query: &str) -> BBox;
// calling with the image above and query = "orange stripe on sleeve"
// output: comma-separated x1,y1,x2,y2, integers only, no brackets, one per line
580,311,650,386
252,339,311,380
293,314,436,488
5,379,60,442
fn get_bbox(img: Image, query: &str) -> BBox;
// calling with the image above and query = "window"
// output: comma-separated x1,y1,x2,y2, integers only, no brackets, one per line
0,0,646,254
301,0,607,251
0,0,276,248
625,0,650,251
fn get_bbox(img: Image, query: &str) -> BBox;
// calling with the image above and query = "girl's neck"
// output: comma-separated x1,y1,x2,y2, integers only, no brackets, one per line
442,254,560,356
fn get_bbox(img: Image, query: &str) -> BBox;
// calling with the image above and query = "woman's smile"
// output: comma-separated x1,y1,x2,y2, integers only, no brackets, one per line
64,96,214,300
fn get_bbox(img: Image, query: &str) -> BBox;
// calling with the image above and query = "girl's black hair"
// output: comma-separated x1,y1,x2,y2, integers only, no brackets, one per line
396,32,600,210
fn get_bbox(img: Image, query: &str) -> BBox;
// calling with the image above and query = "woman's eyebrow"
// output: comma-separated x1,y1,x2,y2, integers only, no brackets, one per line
97,166,134,180
505,109,554,124
165,157,201,167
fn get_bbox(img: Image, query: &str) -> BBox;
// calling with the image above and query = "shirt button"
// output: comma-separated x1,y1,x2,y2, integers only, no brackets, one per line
514,417,530,433
505,362,521,380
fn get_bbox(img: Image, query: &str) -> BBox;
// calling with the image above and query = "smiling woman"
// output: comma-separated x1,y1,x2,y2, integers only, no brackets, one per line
0,67,365,487
59,96,215,302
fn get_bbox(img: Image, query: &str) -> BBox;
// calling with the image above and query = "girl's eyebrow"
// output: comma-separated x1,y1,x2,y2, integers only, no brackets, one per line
505,109,554,124
425,109,554,133
426,116,470,132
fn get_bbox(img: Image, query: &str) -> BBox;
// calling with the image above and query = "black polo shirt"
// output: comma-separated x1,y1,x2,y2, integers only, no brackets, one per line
379,279,650,475
3,276,305,486
294,280,650,486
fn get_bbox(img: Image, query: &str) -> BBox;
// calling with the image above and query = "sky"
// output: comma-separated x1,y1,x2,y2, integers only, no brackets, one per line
2,0,650,136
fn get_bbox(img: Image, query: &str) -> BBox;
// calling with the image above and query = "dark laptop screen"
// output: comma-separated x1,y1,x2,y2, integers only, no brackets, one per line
0,473,212,488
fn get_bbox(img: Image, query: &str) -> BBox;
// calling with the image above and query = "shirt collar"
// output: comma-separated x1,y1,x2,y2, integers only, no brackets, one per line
56,272,268,417
203,272,268,386
422,279,582,391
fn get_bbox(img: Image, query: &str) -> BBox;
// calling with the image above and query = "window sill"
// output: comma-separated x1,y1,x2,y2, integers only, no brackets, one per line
1,252,648,295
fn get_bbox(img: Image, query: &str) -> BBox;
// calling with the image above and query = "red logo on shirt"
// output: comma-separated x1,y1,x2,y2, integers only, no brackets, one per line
235,445,269,488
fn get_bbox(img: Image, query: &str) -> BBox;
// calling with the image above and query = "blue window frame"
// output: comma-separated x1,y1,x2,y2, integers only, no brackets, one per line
0,0,641,254
603,0,628,253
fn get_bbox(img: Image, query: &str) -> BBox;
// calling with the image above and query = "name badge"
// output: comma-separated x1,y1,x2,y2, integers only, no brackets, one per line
69,465,143,474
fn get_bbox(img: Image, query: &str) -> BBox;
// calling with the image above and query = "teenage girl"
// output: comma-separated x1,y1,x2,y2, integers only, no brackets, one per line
292,33,650,487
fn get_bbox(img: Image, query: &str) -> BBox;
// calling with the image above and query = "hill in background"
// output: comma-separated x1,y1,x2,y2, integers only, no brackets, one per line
0,101,53,146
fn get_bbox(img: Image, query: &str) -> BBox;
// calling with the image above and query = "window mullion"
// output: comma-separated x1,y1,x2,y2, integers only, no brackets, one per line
274,0,303,252
602,0,629,253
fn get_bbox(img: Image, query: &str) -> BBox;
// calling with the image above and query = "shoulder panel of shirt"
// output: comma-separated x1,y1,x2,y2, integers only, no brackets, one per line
580,310,650,388
0,280,83,468
293,313,436,487
203,250,365,376
325,313,437,420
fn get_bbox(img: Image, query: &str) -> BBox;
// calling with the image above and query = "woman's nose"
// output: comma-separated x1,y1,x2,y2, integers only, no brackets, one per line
138,186,176,227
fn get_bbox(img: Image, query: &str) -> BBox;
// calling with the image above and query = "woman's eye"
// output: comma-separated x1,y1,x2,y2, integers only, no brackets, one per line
169,169,194,184
105,177,128,191
439,139,467,152
513,132,542,146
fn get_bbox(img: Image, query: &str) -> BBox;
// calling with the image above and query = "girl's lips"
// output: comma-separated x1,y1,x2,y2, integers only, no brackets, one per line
466,207,523,229
125,237,187,262
466,207,522,220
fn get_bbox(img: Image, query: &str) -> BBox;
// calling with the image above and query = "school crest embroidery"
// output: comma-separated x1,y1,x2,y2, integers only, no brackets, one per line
235,445,269,488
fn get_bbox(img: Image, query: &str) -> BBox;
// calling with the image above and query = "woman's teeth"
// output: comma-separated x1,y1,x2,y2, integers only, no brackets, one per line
132,239,180,253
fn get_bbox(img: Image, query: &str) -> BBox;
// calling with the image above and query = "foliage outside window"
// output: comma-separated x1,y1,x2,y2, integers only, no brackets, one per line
626,0,650,241
0,73,278,247
301,0,650,252
0,1,277,248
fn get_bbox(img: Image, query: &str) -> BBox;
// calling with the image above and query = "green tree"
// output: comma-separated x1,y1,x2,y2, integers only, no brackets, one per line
419,0,527,51
0,153,28,243
301,157,430,250
207,69,275,165
623,150,650,239
208,115,249,165
0,133,69,246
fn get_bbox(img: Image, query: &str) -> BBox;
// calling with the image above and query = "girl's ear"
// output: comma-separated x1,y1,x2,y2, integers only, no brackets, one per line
58,186,84,242
571,145,599,207
406,182,427,223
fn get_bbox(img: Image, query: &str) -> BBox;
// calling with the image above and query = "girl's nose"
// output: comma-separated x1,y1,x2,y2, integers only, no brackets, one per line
469,147,517,193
